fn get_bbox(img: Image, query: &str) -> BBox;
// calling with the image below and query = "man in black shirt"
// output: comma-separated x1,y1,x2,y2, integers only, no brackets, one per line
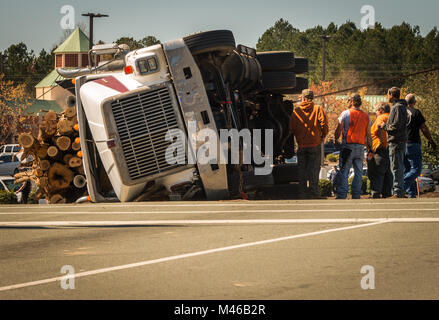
404,94,437,198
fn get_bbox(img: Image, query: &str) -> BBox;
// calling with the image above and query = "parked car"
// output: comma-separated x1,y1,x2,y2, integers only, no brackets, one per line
418,176,436,193
324,142,340,156
0,144,21,154
431,167,439,183
0,154,20,176
0,176,22,202
420,165,433,180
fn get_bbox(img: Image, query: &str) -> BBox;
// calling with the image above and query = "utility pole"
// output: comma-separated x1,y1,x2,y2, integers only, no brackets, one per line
81,13,109,50
319,35,331,173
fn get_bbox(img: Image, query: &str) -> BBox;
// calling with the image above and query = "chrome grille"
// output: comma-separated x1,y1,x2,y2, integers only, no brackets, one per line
111,86,185,180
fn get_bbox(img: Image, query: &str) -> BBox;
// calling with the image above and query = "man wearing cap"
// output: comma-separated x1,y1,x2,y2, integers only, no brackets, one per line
334,93,373,199
403,93,437,198
378,87,408,198
289,89,329,199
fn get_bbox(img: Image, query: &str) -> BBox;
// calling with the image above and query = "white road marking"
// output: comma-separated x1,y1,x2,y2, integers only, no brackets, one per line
0,201,438,210
1,217,439,227
0,208,438,215
0,220,389,292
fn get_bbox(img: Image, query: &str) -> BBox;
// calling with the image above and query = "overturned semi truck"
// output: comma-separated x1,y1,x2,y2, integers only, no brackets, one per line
57,30,309,202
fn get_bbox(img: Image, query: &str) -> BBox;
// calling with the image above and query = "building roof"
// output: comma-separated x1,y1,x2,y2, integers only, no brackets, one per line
6,99,63,116
35,69,65,88
53,27,89,54
26,100,63,114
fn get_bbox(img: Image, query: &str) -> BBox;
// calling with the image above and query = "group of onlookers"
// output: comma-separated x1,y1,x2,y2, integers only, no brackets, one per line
289,87,436,199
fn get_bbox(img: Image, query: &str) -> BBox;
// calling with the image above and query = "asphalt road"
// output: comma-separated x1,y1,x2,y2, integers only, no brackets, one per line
0,199,438,300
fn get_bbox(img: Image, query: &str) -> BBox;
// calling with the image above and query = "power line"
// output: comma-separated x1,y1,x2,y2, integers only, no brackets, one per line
313,66,439,100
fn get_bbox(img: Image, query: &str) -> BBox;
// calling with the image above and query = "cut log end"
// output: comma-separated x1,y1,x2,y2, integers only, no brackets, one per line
47,146,59,158
48,162,74,190
57,119,74,135
49,194,66,204
71,141,81,151
73,175,87,188
69,156,83,168
18,133,35,149
65,106,77,119
40,159,51,171
56,136,71,151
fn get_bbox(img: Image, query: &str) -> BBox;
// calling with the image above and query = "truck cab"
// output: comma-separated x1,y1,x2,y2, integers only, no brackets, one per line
57,30,308,202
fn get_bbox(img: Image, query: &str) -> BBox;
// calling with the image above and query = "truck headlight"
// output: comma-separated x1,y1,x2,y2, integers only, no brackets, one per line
136,56,159,75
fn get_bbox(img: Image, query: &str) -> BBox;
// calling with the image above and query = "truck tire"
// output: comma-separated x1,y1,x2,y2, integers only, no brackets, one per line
256,51,295,71
292,57,309,74
183,30,236,55
262,71,296,91
275,77,308,95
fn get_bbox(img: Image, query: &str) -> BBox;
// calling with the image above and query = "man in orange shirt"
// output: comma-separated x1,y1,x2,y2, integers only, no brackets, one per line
290,89,329,198
368,102,393,198
334,93,373,199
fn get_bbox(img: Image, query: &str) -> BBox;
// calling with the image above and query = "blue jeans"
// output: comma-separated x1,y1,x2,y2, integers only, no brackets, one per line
389,142,406,197
404,143,422,198
337,144,364,199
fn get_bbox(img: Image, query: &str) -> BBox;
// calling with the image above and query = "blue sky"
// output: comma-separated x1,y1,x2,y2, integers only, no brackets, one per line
1,0,438,53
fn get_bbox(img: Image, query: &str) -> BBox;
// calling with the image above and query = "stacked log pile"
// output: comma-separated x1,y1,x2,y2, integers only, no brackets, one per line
15,107,87,204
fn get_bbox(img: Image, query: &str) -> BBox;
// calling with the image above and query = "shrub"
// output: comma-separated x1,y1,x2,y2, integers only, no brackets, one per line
0,190,18,204
319,179,333,197
348,176,370,195
326,153,339,162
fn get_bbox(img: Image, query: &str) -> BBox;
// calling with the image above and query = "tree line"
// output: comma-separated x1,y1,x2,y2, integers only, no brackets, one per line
256,19,439,93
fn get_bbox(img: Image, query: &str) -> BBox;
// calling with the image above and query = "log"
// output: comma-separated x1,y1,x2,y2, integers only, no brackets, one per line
56,136,71,151
73,175,87,188
39,121,57,140
65,106,77,118
39,176,49,190
66,96,76,108
69,156,82,168
63,153,73,165
33,168,44,177
40,159,51,171
70,115,78,124
44,111,57,121
76,165,85,175
18,133,36,149
15,177,30,184
48,162,74,190
36,144,49,159
57,119,74,135
71,141,81,151
47,146,60,158
49,194,66,204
